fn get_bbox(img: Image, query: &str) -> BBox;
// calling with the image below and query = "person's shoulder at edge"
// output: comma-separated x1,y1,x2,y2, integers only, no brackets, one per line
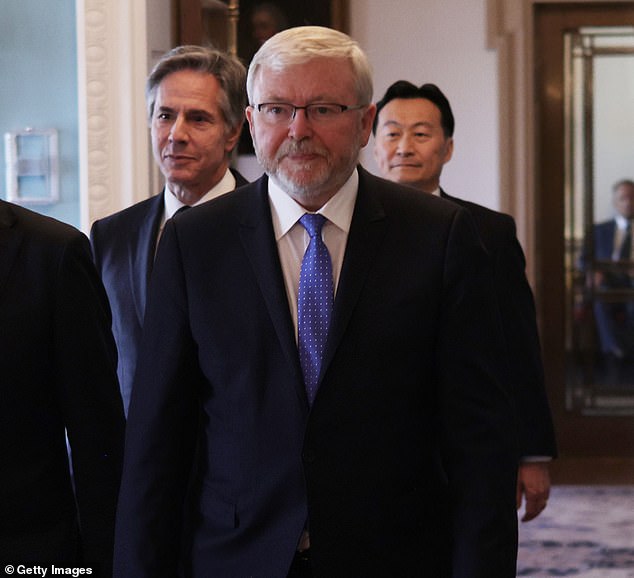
442,190,516,229
2,199,88,246
91,193,163,230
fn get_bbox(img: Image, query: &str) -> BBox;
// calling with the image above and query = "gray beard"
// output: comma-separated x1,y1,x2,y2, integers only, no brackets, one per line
254,143,359,205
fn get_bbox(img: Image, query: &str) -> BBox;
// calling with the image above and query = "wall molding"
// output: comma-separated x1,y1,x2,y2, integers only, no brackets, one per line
76,0,150,232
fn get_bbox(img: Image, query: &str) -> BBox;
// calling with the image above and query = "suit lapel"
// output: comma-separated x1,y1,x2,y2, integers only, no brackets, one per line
0,201,23,299
237,171,387,404
238,177,305,395
129,194,164,323
231,168,250,188
320,168,386,383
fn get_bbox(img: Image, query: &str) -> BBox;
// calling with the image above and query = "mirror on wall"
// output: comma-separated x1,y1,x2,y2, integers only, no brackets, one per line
565,26,634,415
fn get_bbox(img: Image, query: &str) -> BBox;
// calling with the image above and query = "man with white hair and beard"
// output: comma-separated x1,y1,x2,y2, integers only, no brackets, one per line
114,26,518,578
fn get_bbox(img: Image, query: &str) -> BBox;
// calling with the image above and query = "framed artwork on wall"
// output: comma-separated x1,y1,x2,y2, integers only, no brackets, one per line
178,0,349,62
177,0,349,153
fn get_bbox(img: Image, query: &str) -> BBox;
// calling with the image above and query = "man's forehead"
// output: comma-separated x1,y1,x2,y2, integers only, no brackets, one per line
380,118,434,129
253,59,353,94
376,108,440,135
616,184,634,197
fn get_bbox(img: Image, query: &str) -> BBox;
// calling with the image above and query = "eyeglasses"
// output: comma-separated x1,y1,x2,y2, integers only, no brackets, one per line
254,102,367,125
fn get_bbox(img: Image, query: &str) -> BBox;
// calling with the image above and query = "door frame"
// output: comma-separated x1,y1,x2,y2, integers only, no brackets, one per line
491,0,634,480
489,0,634,282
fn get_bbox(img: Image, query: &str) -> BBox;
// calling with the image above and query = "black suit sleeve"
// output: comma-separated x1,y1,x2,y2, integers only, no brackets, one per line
494,218,557,457
114,219,204,577
55,233,125,577
436,209,518,576
442,193,556,459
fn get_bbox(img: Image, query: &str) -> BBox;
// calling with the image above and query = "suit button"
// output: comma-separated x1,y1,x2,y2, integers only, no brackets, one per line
302,449,316,463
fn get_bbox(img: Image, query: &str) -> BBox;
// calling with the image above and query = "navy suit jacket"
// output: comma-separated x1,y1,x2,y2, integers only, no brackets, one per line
441,191,557,459
585,218,633,293
593,219,619,262
578,218,618,275
114,168,518,577
0,201,125,576
90,169,248,412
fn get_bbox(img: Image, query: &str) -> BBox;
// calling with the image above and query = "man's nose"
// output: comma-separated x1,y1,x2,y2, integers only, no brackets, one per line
169,115,188,141
396,135,414,155
288,108,313,139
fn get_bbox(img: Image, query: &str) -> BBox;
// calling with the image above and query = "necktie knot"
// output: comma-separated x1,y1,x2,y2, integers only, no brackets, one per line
300,213,327,239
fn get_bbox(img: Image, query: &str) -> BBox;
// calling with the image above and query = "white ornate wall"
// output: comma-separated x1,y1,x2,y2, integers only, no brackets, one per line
76,0,152,232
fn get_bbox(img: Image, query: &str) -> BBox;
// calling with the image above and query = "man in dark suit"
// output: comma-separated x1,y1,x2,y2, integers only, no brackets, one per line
114,27,518,577
584,179,634,359
372,80,557,522
0,200,124,575
90,46,249,413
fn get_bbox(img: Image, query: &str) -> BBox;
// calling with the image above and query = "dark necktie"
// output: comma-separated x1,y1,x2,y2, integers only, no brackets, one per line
174,205,190,217
156,205,191,260
297,214,334,405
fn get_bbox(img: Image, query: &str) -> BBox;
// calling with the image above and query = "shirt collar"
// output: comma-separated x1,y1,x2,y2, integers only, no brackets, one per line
268,169,359,240
164,168,236,219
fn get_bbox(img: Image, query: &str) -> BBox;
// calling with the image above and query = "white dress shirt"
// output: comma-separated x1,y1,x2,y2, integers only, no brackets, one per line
613,215,633,261
158,168,238,240
267,169,358,338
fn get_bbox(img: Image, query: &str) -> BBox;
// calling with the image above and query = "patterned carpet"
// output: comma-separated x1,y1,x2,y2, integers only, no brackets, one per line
517,486,634,577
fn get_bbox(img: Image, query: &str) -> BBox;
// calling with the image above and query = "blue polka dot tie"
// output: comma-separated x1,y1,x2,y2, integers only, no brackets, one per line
297,213,334,406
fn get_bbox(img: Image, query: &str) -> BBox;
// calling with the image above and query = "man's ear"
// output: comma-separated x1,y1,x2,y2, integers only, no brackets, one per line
225,122,244,154
443,137,454,164
359,104,377,147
